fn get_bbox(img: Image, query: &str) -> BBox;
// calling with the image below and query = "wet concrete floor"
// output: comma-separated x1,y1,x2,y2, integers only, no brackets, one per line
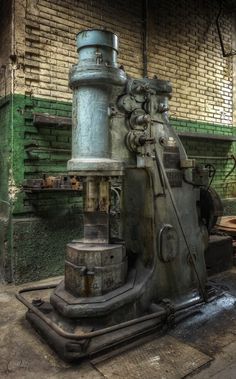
0,269,236,378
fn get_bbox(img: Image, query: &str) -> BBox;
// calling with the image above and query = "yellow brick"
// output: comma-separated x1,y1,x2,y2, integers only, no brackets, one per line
11,0,233,124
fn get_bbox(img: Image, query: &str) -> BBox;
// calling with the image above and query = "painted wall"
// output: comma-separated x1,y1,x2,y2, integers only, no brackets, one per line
0,0,235,283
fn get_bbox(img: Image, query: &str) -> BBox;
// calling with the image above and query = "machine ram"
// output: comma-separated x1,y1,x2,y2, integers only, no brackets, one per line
17,29,222,361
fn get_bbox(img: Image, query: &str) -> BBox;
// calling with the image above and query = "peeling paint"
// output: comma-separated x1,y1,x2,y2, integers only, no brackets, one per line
8,171,21,202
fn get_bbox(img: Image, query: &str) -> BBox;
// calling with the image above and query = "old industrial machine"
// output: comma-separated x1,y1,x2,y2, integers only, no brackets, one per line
17,29,221,361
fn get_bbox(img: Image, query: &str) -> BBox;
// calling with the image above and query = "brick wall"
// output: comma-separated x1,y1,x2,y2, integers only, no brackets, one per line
11,94,82,216
15,0,143,100
172,119,236,198
148,0,233,125
13,0,234,125
0,0,12,98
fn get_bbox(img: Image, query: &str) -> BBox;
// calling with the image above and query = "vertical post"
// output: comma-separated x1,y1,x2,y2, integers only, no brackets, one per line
67,29,126,175
64,30,128,297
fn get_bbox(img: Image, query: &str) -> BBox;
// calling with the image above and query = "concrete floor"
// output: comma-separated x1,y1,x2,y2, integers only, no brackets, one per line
1,270,236,378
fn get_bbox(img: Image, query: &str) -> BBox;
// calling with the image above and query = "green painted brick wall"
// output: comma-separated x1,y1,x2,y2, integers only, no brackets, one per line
0,94,84,283
0,97,12,282
11,93,236,215
171,118,236,198
11,94,82,216
0,98,11,202
1,93,236,283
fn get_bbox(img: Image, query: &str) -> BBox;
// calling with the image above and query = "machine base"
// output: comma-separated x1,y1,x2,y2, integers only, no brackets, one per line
19,285,219,362
26,307,165,362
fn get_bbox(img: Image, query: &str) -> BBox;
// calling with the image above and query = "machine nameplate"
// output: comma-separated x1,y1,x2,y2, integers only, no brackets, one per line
166,169,183,187
163,144,180,172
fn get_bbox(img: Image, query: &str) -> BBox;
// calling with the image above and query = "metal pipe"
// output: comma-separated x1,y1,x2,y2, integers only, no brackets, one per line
225,155,236,179
216,0,236,57
16,285,166,340
154,150,166,197
142,0,148,77
16,283,215,342
188,155,232,160
67,29,126,175
26,147,70,153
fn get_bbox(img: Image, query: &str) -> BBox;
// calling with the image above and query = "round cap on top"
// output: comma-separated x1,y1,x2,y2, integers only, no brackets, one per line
77,29,119,52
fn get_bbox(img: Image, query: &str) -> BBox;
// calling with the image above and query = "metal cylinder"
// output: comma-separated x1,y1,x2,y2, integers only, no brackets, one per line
77,29,118,65
67,29,127,175
83,177,110,243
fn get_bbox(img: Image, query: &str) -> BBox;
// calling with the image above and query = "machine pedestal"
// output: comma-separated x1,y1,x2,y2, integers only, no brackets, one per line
17,284,218,362
26,304,164,362
65,242,127,297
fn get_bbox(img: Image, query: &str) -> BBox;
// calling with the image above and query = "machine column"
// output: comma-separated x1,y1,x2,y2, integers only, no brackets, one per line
65,29,127,298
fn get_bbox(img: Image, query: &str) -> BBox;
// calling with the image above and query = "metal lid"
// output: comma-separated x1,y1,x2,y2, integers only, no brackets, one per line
77,29,119,52
216,216,236,236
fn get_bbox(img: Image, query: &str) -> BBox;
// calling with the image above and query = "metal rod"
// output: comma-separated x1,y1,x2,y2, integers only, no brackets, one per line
154,149,166,196
188,155,232,160
142,0,148,77
26,147,70,153
225,155,236,179
216,0,236,57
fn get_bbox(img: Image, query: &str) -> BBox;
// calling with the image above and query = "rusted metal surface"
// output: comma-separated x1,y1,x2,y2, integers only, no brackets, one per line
51,270,136,308
65,242,127,297
17,284,166,340
23,175,82,192
83,178,110,213
83,178,110,241
17,282,216,361
83,212,109,242
33,113,72,128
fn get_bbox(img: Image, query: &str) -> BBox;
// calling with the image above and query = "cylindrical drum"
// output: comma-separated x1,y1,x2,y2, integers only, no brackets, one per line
67,29,127,175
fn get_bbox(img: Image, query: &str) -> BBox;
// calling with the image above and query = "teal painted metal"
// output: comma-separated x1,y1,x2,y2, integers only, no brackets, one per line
77,29,118,64
68,30,127,175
